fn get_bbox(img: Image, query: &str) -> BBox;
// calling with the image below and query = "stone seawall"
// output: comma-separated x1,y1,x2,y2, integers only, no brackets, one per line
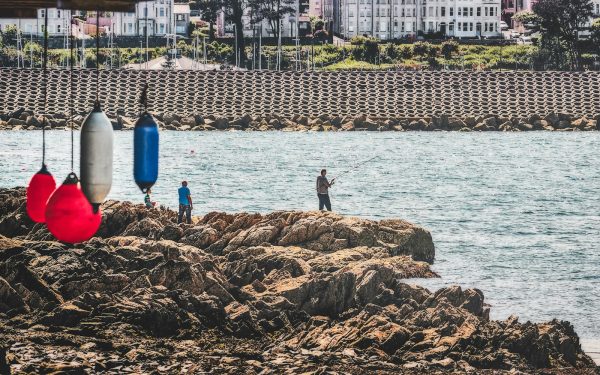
2,108,598,132
1,69,599,119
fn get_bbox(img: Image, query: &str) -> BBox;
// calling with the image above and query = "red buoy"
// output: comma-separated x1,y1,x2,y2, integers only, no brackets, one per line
45,173,101,244
26,164,56,223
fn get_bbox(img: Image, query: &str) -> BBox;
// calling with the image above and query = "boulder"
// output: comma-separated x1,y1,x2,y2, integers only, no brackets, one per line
214,117,230,130
7,118,26,126
180,116,196,127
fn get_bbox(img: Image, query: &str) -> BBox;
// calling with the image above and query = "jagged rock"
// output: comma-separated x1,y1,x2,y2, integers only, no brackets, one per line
0,188,596,373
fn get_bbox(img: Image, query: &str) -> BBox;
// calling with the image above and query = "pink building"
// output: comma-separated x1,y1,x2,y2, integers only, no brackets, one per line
309,0,323,18
501,0,537,28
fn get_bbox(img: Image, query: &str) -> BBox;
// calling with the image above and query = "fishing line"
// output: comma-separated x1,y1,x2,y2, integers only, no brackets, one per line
324,155,380,208
332,155,380,181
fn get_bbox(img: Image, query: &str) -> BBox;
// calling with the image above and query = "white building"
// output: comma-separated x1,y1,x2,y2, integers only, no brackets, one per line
0,1,178,38
112,1,174,36
0,8,76,36
339,0,502,40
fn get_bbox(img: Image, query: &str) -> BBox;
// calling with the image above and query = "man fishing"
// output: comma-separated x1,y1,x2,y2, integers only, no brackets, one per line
178,181,193,224
316,169,334,211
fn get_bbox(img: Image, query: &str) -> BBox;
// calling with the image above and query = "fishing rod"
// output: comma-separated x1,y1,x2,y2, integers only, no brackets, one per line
332,155,380,182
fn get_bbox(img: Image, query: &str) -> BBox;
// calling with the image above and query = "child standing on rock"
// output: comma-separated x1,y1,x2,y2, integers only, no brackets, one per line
144,188,157,208
178,181,193,224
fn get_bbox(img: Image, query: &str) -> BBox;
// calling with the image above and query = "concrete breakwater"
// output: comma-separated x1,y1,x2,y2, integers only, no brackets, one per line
1,69,599,119
0,187,598,373
2,108,599,132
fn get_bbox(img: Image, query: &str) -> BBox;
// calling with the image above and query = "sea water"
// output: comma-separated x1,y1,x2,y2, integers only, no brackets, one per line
1,130,599,359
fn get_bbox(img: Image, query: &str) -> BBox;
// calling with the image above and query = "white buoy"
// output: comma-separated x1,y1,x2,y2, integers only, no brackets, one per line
80,100,113,212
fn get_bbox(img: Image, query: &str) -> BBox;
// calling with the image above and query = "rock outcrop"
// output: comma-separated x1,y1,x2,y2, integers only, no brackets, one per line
0,188,597,374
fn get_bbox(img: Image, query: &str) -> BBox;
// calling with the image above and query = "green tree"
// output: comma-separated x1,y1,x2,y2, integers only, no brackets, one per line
191,0,222,41
222,0,248,64
250,0,295,39
385,43,397,60
441,40,459,59
413,41,431,60
513,10,542,31
1,25,19,47
350,36,379,63
532,0,594,69
398,45,412,59
591,18,600,53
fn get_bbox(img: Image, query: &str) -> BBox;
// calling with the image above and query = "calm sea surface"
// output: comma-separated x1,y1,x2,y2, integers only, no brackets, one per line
1,131,599,355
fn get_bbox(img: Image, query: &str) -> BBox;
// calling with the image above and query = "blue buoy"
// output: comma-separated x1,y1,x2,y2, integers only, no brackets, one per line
134,112,159,193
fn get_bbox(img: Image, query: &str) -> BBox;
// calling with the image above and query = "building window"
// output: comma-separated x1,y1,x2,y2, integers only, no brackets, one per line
477,7,481,17
449,8,453,16
57,24,61,33
441,7,445,16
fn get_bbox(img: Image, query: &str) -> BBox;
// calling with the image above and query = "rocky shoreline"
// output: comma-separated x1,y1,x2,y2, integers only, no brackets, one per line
0,187,598,374
1,109,599,132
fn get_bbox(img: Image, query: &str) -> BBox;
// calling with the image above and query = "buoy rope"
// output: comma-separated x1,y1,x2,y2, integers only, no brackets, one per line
42,8,49,165
70,18,75,172
95,10,100,103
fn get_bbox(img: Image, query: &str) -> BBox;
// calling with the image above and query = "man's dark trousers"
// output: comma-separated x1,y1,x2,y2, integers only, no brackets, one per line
318,194,331,211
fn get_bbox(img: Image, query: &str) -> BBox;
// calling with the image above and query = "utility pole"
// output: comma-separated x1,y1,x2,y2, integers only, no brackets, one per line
203,36,207,67
252,23,256,70
145,2,149,69
277,20,282,71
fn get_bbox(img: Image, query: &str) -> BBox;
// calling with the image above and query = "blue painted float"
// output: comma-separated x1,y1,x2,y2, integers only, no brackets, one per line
134,112,159,193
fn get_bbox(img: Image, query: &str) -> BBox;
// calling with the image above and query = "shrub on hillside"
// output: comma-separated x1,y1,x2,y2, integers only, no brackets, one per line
413,41,432,58
441,40,459,59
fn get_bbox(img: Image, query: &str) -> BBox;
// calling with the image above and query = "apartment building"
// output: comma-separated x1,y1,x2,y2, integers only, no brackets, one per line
0,8,76,36
113,1,174,36
338,0,502,40
0,1,188,38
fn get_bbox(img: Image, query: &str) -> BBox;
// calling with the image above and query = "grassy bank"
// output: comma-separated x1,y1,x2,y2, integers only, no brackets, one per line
3,40,598,71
